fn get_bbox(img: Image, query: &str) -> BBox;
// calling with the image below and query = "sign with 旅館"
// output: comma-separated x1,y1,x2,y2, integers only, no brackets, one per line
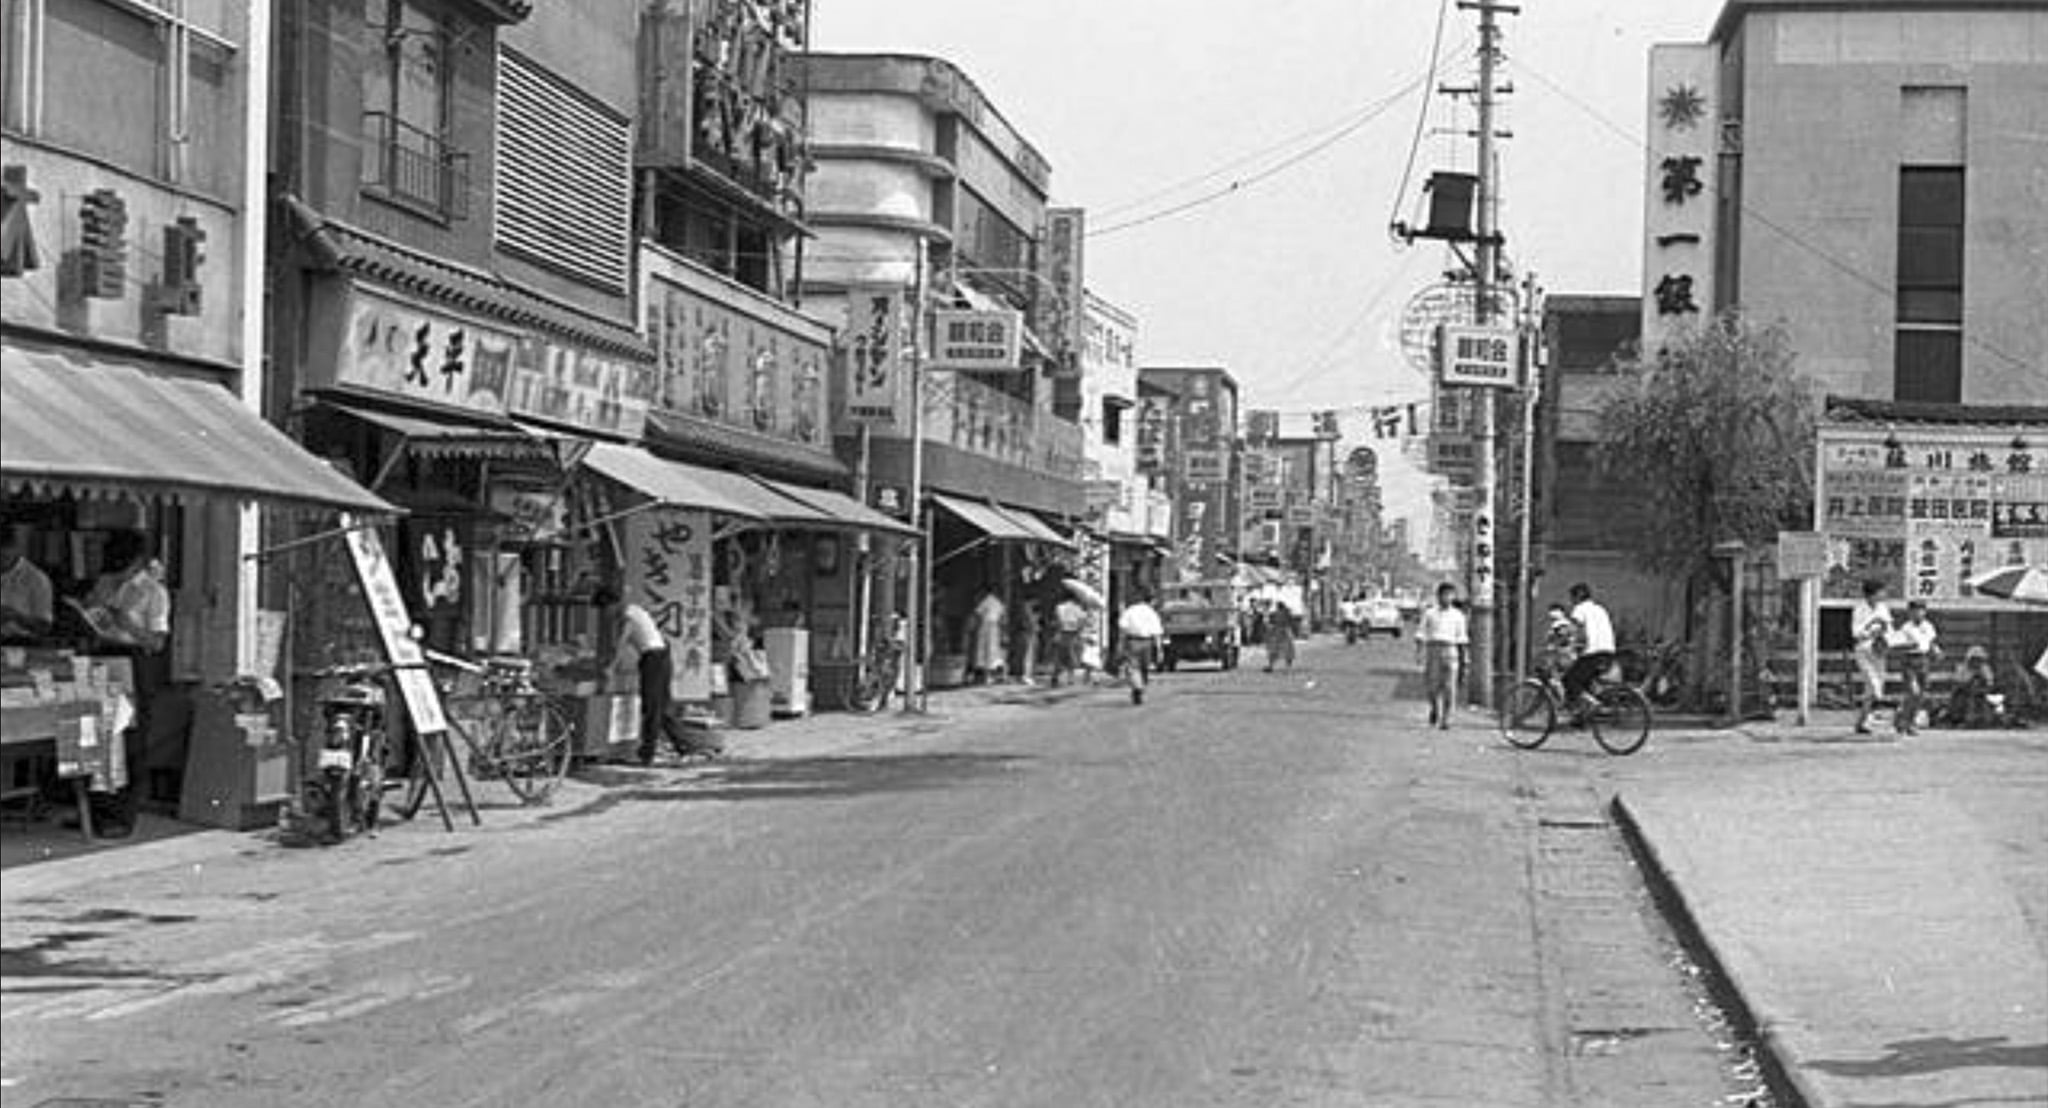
1437,323,1521,389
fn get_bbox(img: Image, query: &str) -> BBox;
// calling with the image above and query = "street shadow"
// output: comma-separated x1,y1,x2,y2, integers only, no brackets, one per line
1807,1035,2048,1078
540,752,1034,822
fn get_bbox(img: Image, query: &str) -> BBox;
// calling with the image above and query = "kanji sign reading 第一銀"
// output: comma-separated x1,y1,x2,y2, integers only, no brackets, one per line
929,309,1023,371
1437,324,1521,389
1642,44,1718,354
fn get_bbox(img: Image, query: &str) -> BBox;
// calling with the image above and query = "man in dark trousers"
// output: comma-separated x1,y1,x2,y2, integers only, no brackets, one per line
595,585,695,766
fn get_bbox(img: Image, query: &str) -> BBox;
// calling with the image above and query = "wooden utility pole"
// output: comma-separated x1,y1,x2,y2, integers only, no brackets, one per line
1464,0,1515,709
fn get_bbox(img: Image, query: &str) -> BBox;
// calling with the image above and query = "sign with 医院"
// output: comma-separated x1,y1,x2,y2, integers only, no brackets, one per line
1437,323,1522,389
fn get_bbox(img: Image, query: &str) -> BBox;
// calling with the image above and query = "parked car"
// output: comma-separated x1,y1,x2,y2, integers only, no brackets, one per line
1362,596,1404,638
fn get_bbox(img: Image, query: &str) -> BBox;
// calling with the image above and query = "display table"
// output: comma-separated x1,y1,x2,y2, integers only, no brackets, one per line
1,649,136,841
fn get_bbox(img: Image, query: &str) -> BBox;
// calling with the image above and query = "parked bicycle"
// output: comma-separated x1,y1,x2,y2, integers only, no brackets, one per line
427,650,575,804
848,615,908,715
1498,664,1653,756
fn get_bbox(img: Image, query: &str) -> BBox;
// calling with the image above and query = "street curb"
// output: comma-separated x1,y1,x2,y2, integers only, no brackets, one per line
1608,793,1828,1108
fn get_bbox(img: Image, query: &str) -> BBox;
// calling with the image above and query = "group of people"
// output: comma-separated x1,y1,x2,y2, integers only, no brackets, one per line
1850,578,2008,734
2,524,174,838
964,586,1100,689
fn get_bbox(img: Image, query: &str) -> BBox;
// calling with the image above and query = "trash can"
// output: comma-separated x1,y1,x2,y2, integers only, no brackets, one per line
734,679,773,730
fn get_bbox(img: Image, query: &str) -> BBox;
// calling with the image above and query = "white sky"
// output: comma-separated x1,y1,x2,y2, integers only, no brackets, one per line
809,0,1730,539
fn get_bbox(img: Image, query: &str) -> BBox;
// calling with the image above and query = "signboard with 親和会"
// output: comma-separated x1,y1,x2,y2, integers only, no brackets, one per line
929,309,1023,371
1437,324,1521,388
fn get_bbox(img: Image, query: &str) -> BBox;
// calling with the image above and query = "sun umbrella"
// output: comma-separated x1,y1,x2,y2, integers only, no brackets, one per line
1967,563,2048,605
1061,577,1106,610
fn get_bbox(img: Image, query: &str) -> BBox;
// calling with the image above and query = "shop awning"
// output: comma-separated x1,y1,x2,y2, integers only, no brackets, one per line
1,343,397,514
581,443,774,520
753,477,919,538
317,395,557,462
999,506,1075,549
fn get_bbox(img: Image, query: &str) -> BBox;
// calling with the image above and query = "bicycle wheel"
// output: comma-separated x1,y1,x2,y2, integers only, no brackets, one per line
492,696,575,803
1590,685,1653,756
1498,681,1556,749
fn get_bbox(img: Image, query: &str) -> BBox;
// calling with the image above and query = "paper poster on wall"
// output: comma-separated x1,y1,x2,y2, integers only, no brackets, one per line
622,508,715,701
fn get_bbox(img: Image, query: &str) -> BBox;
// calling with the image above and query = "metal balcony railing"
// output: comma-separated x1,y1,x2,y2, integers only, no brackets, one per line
362,111,470,220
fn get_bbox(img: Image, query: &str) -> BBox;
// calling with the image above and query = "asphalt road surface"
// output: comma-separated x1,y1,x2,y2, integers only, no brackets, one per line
3,636,1738,1107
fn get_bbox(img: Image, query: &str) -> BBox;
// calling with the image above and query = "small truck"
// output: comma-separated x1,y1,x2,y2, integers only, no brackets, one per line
1157,580,1243,671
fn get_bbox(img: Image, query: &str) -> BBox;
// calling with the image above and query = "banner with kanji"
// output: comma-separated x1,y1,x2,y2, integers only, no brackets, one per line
623,508,715,700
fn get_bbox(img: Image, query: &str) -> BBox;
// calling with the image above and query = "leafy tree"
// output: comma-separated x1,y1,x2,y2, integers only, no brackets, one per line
1594,312,1817,587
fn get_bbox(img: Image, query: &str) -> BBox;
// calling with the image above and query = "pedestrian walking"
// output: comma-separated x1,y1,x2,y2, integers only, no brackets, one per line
966,587,1007,685
1850,578,1894,735
1416,582,1469,729
1050,595,1087,687
1892,599,1939,736
1263,600,1298,672
1116,590,1164,705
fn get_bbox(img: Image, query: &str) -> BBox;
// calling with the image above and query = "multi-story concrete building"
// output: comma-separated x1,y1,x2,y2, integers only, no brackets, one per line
1073,289,1170,654
2,0,390,825
798,53,1084,681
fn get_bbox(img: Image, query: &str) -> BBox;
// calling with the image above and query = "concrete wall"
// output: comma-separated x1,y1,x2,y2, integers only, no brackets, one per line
1729,7,2048,402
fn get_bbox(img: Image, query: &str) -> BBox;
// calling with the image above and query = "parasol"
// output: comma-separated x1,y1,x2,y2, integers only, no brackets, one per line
1967,563,2048,606
1060,577,1107,610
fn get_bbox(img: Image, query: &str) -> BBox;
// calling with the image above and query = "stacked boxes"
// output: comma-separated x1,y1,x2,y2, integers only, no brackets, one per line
0,647,137,791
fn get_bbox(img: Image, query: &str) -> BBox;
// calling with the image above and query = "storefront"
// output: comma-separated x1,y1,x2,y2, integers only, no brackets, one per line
277,213,658,728
922,494,1076,685
1,339,394,836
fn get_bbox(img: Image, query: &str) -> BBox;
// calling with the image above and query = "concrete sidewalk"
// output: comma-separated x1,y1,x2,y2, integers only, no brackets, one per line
1613,715,2048,1108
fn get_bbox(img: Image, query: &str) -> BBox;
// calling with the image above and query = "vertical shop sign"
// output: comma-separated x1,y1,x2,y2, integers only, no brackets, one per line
1135,396,1168,469
1642,44,1718,355
1038,208,1085,373
341,518,448,734
841,284,910,425
623,508,714,701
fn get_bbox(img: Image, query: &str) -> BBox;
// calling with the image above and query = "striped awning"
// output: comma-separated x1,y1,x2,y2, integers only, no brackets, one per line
1,342,396,514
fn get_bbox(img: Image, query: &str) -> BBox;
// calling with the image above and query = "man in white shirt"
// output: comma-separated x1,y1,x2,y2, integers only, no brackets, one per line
1116,590,1165,705
1416,582,1469,729
596,585,694,766
1563,582,1617,709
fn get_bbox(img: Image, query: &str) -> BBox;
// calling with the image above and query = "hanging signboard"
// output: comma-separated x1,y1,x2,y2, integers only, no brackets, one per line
1184,449,1226,485
1776,531,1829,579
338,289,516,418
841,284,911,427
341,517,447,735
929,308,1024,371
1437,324,1522,388
1642,44,1719,355
1817,426,2048,602
623,508,715,701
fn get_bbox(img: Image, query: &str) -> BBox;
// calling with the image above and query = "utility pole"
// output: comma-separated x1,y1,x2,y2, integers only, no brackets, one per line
1464,0,1514,710
906,237,929,712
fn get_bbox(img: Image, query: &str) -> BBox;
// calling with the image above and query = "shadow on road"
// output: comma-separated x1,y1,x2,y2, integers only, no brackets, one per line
541,752,1035,822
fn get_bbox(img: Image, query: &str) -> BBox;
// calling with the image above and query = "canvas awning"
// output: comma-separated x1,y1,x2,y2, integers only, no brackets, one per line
1,342,396,515
314,395,570,463
580,442,774,520
931,493,1040,543
753,477,919,538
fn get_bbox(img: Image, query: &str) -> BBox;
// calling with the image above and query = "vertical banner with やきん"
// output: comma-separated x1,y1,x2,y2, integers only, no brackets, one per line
623,508,714,701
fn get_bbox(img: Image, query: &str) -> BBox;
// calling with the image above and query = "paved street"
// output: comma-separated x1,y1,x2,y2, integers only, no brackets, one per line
2,636,1739,1107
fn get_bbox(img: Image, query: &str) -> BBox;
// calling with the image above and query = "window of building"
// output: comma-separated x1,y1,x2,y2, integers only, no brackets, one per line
1894,165,1964,403
1102,399,1124,445
362,0,467,219
494,47,631,292
4,0,238,197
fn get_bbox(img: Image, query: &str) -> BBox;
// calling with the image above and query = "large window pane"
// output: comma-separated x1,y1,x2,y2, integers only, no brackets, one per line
1899,168,1963,227
1897,225,1963,287
44,0,161,177
1897,288,1962,325
183,38,233,199
1894,330,1962,403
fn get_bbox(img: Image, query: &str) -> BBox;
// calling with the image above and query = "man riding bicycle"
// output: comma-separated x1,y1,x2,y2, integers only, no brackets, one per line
1562,582,1616,711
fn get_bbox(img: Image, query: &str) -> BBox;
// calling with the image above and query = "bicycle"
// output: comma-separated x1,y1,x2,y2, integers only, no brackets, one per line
848,616,907,715
1498,664,1653,756
427,650,575,804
